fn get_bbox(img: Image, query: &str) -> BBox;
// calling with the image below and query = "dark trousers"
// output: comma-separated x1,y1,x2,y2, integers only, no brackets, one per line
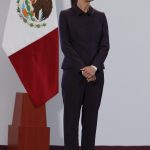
61,68,104,150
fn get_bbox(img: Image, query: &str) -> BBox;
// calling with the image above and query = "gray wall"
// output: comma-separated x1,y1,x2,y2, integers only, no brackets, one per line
0,0,150,146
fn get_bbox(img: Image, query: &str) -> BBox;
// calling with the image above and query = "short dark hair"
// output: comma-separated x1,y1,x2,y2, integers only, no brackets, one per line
71,0,77,7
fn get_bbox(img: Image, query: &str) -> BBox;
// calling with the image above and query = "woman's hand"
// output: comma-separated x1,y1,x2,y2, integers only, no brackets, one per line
87,74,96,82
80,66,97,79
80,66,97,82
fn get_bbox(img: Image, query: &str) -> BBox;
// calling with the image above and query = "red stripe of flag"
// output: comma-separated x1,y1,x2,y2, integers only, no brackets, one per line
9,28,59,107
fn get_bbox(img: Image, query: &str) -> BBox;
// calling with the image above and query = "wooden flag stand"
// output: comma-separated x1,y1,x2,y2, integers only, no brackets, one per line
8,93,50,150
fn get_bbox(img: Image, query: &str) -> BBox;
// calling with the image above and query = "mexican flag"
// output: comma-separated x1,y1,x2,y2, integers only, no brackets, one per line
2,0,59,106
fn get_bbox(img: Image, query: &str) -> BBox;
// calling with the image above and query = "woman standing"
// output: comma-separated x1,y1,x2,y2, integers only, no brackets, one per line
59,0,110,149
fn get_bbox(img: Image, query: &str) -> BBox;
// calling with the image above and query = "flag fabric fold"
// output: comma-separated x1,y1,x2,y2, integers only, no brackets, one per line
2,0,59,106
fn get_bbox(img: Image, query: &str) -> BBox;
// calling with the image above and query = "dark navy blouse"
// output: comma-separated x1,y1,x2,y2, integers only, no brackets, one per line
59,5,110,73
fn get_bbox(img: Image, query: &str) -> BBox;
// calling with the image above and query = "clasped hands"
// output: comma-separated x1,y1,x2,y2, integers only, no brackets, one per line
80,66,97,82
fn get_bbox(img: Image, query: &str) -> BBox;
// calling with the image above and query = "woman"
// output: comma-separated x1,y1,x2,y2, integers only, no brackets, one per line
59,0,110,149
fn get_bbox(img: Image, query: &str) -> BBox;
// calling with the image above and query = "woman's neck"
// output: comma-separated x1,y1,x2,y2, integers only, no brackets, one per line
77,0,90,13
